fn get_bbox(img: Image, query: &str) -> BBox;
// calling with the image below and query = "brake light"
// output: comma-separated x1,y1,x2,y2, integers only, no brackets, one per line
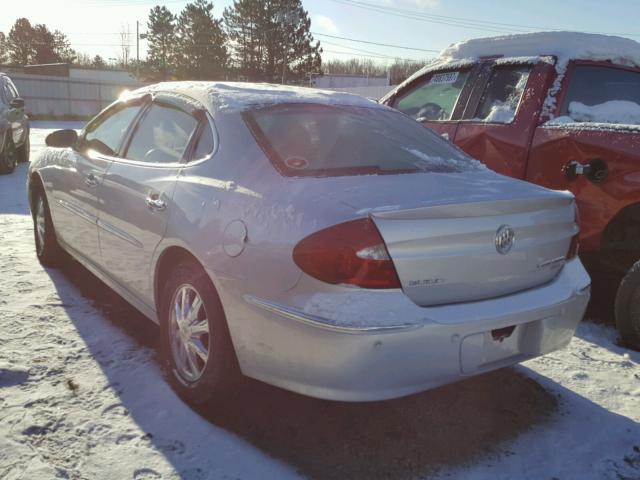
293,218,401,289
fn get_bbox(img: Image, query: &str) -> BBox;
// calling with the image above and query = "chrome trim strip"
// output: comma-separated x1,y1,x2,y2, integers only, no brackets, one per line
97,219,143,248
56,198,97,225
244,295,422,334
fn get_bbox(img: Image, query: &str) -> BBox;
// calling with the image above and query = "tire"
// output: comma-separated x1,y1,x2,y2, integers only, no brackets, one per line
0,132,16,174
32,187,67,268
160,259,239,406
16,134,30,163
614,260,640,350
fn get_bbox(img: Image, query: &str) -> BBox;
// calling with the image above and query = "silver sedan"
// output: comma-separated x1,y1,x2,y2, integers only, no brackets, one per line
27,82,591,404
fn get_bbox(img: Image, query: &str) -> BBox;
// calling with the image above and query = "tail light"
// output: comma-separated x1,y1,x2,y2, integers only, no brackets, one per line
293,218,401,289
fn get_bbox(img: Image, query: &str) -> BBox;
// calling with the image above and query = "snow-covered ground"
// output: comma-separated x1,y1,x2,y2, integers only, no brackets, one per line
0,122,638,480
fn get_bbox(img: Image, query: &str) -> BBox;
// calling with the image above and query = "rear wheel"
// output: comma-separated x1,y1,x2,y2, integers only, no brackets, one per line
16,134,30,163
0,132,16,174
33,188,67,268
160,259,238,406
614,260,640,350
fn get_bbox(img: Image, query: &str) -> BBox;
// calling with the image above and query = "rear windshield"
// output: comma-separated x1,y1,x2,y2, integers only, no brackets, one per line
244,104,483,177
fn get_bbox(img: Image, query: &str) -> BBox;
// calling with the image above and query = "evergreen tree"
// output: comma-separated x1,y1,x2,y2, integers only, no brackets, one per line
224,0,322,83
176,0,227,80
8,18,35,65
92,55,106,68
0,33,7,64
146,6,177,80
222,0,263,80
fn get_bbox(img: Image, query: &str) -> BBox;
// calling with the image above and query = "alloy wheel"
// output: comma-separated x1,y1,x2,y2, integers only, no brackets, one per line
35,196,46,255
169,284,210,384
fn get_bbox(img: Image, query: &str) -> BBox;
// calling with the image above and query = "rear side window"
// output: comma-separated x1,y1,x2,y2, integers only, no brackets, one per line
245,104,484,177
474,66,531,123
193,123,215,159
83,102,142,156
126,103,198,163
560,65,640,125
394,70,471,121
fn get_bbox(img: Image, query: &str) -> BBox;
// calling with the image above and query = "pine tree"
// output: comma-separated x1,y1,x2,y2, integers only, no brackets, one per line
146,6,177,80
176,0,227,80
7,18,35,66
223,0,322,83
223,0,263,80
0,33,7,64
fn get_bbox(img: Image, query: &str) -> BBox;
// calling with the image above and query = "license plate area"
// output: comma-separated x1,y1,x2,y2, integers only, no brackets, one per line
460,324,525,374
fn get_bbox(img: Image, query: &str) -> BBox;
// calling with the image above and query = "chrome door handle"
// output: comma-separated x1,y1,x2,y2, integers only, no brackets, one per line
145,195,166,211
85,173,98,187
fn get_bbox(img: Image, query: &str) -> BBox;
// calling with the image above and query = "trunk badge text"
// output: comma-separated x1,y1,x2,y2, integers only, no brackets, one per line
495,225,515,255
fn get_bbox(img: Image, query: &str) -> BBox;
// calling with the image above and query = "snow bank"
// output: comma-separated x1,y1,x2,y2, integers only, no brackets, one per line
136,81,381,115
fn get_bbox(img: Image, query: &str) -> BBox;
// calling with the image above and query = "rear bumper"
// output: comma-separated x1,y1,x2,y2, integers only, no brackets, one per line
236,259,590,402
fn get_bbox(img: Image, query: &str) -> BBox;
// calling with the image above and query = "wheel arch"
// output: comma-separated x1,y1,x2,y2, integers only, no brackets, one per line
153,245,224,316
27,171,45,214
599,202,640,273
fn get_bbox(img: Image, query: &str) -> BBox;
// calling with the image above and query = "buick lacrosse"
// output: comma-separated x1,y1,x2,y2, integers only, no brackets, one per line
28,82,590,404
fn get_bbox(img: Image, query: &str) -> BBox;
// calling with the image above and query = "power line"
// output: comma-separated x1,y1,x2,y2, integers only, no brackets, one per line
311,32,439,53
331,0,640,38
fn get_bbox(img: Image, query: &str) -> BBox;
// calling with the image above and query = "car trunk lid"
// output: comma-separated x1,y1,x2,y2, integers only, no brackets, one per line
370,192,576,306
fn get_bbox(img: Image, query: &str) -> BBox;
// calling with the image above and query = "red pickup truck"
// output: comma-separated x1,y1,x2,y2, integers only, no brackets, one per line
382,32,640,348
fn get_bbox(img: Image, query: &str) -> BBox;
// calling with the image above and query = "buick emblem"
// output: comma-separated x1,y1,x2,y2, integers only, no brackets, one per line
495,225,515,255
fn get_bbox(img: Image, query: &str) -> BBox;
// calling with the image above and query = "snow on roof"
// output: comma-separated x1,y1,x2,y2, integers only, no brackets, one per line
134,81,381,115
439,31,640,67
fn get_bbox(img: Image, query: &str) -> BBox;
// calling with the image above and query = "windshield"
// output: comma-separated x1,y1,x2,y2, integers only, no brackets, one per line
244,104,483,177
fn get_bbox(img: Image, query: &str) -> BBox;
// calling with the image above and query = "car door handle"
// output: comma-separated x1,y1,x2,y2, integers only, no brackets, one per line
145,195,166,211
85,173,98,187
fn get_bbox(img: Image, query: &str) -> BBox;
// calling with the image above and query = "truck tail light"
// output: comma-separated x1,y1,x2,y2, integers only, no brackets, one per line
292,218,401,289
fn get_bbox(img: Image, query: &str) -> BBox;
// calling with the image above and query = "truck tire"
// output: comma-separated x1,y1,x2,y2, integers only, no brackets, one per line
0,132,16,174
16,134,30,163
614,260,640,350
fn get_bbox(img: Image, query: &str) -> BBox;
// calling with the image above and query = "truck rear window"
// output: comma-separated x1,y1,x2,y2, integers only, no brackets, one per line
244,104,483,177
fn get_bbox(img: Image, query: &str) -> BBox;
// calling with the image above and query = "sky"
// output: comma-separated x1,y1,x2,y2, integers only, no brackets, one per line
1,0,639,67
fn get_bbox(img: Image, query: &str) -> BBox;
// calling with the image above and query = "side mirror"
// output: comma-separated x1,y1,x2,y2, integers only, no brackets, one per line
10,97,24,109
45,129,78,148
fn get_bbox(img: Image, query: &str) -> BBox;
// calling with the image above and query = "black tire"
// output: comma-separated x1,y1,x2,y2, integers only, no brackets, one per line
160,259,239,406
0,131,16,174
16,134,30,163
614,260,640,350
32,187,67,268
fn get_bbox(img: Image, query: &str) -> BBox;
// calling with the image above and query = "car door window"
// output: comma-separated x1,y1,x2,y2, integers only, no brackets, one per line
83,102,143,156
394,69,471,121
559,65,640,125
125,103,198,164
473,66,531,123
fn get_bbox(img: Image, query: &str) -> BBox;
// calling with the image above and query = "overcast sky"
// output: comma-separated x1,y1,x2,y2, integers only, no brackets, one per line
1,0,639,66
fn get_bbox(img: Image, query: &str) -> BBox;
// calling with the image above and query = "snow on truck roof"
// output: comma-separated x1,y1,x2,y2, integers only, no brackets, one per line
440,31,640,66
133,81,381,115
401,31,640,86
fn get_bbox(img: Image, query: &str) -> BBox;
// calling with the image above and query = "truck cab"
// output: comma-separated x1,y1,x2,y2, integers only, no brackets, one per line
382,32,640,348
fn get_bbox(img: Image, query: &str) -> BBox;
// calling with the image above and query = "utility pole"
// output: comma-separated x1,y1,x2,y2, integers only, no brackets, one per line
136,21,140,78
